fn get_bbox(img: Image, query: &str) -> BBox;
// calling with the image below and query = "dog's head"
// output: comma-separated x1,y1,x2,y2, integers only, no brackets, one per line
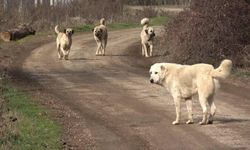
149,63,168,85
93,27,103,38
63,28,74,36
145,27,156,38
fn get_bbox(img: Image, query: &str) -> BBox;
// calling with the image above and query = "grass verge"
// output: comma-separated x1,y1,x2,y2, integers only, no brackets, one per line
73,16,170,32
0,81,61,150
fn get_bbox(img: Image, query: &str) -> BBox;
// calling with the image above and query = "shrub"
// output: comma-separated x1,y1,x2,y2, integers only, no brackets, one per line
159,0,250,67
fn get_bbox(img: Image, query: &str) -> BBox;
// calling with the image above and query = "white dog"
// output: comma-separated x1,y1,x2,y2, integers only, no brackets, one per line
149,59,232,125
55,25,74,60
140,18,156,57
93,18,108,56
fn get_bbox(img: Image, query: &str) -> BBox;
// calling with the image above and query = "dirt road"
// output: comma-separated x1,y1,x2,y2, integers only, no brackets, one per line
23,28,250,150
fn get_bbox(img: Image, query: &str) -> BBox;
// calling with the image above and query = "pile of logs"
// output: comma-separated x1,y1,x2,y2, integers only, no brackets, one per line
0,24,36,42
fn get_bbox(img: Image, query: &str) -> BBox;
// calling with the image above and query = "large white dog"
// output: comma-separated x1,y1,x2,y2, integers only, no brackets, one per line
140,18,155,57
149,59,232,125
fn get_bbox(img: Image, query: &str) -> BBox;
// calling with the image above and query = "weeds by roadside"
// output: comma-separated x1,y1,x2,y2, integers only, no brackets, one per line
0,80,62,150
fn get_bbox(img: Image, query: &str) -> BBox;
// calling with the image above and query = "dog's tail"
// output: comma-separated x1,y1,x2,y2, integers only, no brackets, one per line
100,18,106,25
141,18,149,26
55,25,60,34
211,59,232,79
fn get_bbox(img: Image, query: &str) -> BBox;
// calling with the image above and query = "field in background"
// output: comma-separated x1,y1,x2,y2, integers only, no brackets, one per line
73,16,170,32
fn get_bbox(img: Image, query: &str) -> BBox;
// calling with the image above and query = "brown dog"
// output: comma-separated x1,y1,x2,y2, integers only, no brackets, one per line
55,25,74,60
93,18,108,56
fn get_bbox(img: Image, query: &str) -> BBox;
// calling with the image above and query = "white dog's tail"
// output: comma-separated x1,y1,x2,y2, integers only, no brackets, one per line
100,18,106,25
55,25,60,34
141,18,149,26
211,59,232,79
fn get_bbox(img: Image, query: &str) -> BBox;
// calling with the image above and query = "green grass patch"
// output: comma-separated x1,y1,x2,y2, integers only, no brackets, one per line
0,83,61,150
151,16,170,26
232,68,250,79
73,16,170,32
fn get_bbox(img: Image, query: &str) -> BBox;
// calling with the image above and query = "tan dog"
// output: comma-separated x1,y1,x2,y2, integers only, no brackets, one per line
140,18,156,57
149,59,232,125
55,25,74,60
93,18,108,56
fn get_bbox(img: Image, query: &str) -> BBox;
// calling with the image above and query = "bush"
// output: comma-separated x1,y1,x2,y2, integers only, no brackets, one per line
159,0,250,67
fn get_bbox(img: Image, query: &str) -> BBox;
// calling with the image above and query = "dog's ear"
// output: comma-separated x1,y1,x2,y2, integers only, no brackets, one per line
63,29,66,33
145,29,148,34
161,65,168,74
161,65,165,71
92,28,94,32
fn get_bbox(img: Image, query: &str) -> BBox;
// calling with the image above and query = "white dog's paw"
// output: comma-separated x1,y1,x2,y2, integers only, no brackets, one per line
172,121,180,125
199,121,207,125
186,120,194,124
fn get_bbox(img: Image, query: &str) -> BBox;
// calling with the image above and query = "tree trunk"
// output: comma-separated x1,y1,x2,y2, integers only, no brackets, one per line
0,24,36,42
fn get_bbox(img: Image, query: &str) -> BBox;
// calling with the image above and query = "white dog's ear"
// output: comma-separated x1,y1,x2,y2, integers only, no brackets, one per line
161,65,165,71
161,65,168,72
145,29,148,34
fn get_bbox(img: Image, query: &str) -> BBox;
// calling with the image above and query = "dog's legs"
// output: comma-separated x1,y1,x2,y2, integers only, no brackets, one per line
103,39,107,56
101,40,106,56
173,97,181,125
64,50,70,60
57,44,63,59
141,45,145,56
149,44,153,57
185,98,194,124
143,44,149,57
96,42,101,56
198,96,208,125
208,96,216,124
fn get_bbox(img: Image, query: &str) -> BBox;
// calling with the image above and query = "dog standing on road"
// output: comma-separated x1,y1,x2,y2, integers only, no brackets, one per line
149,60,232,125
93,18,108,56
140,18,156,57
55,25,74,60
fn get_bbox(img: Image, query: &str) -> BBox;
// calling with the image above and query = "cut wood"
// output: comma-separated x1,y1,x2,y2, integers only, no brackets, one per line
0,24,36,42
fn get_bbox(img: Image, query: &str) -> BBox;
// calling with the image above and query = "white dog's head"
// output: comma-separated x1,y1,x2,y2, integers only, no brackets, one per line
64,28,74,36
149,63,167,85
145,27,156,39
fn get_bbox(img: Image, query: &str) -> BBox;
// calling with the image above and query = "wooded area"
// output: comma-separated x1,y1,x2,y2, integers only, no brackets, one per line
0,0,190,31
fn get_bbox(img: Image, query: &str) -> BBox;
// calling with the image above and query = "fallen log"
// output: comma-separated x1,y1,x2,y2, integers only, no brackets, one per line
0,24,36,42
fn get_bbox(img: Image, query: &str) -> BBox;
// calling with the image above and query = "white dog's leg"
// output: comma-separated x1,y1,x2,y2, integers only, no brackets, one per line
57,44,63,59
64,50,70,60
208,96,216,124
149,44,153,57
173,97,181,125
199,96,208,125
185,98,194,124
143,44,149,57
101,41,105,56
103,39,107,56
61,47,67,60
141,45,145,56
96,42,101,56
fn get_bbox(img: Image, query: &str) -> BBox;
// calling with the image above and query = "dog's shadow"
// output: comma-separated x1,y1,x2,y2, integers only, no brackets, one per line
70,58,99,61
216,117,250,124
195,116,250,124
